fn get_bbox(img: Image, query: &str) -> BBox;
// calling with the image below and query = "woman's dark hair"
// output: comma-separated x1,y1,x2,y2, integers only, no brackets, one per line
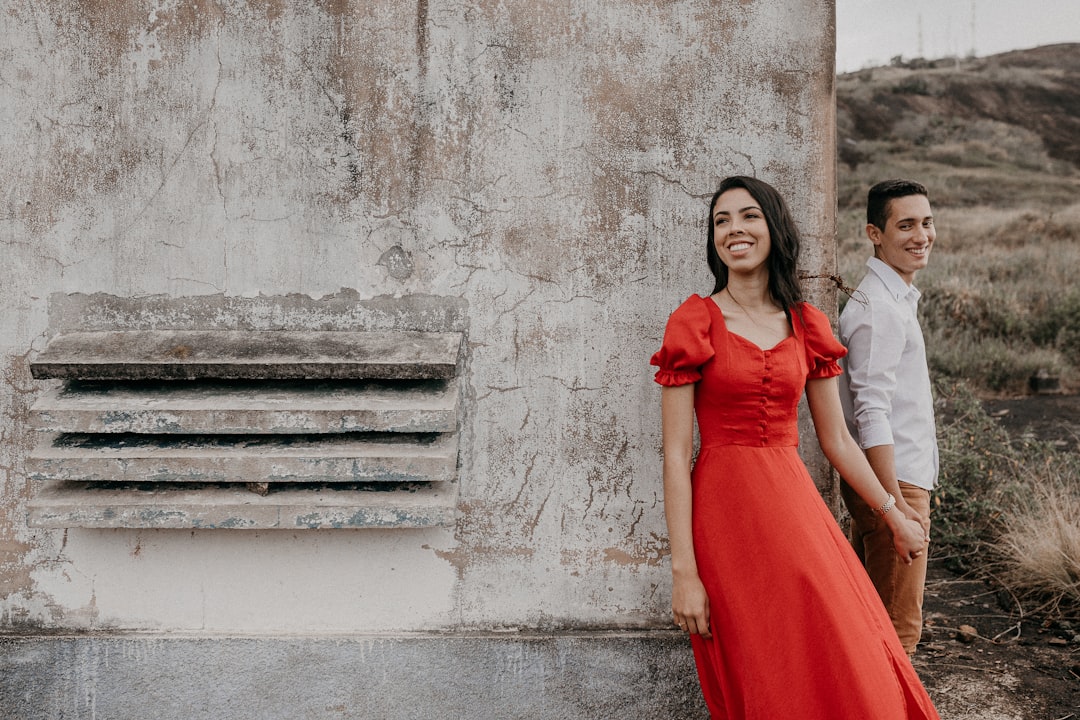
705,176,803,311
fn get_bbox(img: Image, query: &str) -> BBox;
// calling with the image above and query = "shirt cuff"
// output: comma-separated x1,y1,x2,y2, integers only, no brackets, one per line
856,415,895,449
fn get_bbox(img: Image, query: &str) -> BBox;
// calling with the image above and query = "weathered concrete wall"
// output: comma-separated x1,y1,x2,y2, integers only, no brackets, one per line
0,634,704,719
0,0,835,660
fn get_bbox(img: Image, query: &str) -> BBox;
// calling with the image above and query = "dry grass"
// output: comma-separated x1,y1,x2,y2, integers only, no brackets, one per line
934,382,1080,617
838,202,1080,395
992,459,1080,615
837,49,1080,615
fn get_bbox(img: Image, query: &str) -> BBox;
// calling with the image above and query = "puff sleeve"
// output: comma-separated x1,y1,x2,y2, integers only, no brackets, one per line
798,302,848,380
650,295,714,386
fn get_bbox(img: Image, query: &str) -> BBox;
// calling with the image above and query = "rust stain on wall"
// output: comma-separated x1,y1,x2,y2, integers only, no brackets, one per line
249,0,286,25
0,355,40,602
17,1,229,236
320,4,424,214
44,0,223,74
601,543,666,568
149,1,226,59
431,545,535,575
313,0,351,19
499,223,567,287
560,534,669,570
585,66,696,160
47,0,142,75
21,139,145,236
472,0,579,58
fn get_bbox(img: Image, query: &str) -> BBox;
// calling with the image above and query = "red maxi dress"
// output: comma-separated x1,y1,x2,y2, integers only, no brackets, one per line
651,295,940,720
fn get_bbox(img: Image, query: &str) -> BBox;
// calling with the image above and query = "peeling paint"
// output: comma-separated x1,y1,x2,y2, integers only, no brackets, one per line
1,0,836,633
0,354,40,603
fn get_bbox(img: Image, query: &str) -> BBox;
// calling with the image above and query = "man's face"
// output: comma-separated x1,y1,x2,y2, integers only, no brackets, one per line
867,194,935,285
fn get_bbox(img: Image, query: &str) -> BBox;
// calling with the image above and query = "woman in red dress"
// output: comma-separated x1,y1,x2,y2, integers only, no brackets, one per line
651,176,940,719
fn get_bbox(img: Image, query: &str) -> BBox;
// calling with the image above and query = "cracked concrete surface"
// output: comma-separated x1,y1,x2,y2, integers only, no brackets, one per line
0,0,835,655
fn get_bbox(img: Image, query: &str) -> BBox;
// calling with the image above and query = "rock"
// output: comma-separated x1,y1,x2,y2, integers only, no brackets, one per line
1028,368,1061,394
956,624,979,643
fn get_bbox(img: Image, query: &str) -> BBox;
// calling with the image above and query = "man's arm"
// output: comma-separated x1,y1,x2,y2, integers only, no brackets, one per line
865,444,925,525
841,301,924,523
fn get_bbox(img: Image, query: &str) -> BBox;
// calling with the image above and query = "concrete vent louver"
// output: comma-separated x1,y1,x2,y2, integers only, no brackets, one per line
25,330,463,530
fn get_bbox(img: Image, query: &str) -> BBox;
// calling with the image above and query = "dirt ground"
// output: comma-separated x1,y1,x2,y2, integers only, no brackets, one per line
914,559,1079,719
911,394,1080,720
982,394,1080,453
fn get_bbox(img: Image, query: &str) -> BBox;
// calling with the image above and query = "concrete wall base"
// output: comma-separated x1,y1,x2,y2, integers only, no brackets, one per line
0,632,707,719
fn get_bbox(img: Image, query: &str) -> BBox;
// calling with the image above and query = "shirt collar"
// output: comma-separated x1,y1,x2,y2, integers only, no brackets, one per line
866,257,921,304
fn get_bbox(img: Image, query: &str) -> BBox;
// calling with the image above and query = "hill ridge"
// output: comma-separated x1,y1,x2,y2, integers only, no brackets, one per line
837,43,1080,209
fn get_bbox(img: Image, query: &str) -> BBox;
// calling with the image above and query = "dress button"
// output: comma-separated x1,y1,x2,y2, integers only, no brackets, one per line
762,377,771,383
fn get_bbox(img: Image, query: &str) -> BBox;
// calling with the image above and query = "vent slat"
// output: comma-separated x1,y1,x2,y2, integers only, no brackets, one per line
28,434,457,484
27,482,456,529
30,331,463,380
31,379,458,434
26,327,464,529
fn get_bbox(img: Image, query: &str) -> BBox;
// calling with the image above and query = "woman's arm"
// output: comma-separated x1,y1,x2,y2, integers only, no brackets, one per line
805,376,928,562
864,444,927,528
661,384,711,638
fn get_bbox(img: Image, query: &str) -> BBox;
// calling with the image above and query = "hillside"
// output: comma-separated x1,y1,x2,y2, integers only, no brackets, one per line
835,43,1080,398
835,49,1080,720
836,43,1080,210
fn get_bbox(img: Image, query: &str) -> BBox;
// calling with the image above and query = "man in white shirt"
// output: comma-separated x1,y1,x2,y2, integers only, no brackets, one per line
838,179,939,655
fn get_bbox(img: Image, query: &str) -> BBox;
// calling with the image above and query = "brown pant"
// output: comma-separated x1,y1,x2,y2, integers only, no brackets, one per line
840,480,931,655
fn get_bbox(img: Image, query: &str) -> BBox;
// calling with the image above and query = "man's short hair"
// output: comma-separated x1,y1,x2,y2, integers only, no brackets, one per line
867,179,929,230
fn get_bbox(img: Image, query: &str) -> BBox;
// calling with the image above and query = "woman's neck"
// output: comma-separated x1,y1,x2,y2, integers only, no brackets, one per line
724,274,776,311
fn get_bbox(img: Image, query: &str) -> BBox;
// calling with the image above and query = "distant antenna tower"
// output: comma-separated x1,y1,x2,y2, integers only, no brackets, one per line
969,0,977,58
917,12,924,58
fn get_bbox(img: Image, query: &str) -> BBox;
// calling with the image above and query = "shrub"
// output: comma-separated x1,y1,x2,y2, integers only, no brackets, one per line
893,76,930,96
1029,289,1080,354
932,380,1023,571
925,329,1064,395
838,205,1080,395
991,457,1080,616
934,379,1080,618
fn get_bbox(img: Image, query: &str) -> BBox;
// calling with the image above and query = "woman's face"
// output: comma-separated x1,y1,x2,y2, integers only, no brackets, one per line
712,187,772,274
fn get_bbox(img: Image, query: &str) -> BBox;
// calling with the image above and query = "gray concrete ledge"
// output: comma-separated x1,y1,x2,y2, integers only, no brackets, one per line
28,433,457,484
48,291,471,335
32,379,459,434
30,330,464,380
0,633,706,720
27,481,458,529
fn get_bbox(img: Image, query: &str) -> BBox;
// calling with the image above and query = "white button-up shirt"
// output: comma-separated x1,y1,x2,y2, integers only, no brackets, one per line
838,257,939,491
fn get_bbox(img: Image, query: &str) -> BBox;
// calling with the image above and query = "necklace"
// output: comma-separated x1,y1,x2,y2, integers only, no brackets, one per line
724,288,788,344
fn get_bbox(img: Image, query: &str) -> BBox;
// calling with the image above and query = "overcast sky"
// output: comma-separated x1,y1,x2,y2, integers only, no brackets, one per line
836,0,1080,73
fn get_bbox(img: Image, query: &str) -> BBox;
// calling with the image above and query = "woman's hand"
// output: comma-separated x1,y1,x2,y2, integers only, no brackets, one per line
885,511,929,564
803,378,931,564
672,572,712,639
